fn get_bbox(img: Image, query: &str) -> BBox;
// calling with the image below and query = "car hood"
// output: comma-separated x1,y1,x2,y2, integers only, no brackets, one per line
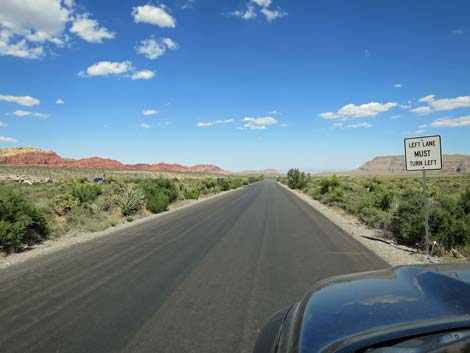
297,264,470,353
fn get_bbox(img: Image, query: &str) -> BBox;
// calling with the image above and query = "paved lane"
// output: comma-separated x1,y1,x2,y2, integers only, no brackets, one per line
0,181,388,353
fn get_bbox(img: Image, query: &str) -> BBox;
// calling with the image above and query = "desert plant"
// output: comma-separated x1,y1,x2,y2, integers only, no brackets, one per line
72,182,102,204
0,186,49,253
113,184,145,216
146,191,170,213
287,168,307,189
52,194,80,216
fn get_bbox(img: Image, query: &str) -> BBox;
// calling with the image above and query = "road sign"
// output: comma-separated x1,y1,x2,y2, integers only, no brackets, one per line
404,135,442,171
404,135,443,257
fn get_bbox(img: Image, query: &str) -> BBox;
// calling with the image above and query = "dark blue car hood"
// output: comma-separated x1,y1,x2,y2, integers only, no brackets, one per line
297,264,470,353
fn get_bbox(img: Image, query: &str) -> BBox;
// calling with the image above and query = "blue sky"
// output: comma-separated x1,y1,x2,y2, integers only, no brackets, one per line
0,0,469,172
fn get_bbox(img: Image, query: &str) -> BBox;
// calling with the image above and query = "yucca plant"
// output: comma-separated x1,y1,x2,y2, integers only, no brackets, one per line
113,184,144,216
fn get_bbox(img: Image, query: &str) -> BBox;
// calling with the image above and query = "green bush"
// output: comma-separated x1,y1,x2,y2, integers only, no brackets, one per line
52,194,80,216
319,175,340,194
184,190,200,200
146,191,170,213
113,184,145,216
0,186,49,253
287,168,307,189
72,182,102,204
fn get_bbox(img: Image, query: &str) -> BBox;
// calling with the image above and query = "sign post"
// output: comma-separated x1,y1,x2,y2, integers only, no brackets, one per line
404,135,442,256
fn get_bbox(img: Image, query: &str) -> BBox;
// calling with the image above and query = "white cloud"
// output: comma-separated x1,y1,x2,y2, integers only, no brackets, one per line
142,109,158,116
70,14,115,43
56,98,64,104
131,70,155,80
132,5,176,28
9,110,48,118
251,0,272,7
0,0,114,59
418,124,427,129
268,109,281,115
431,116,470,128
416,130,425,134
243,116,278,125
429,96,470,111
0,122,7,127
239,122,267,130
11,110,32,116
391,115,400,120
409,106,432,115
0,95,40,106
181,0,195,10
230,6,257,20
419,95,435,103
346,122,372,128
197,118,235,127
260,7,287,22
140,123,151,129
0,136,17,143
393,83,402,88
81,61,133,77
319,112,338,119
136,37,178,60
331,102,397,119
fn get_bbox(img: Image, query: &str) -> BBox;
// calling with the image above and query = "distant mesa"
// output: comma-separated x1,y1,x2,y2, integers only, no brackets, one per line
0,147,227,174
237,169,281,176
317,154,470,176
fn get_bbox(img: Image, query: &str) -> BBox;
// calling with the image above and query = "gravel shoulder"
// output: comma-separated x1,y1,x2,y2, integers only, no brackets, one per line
278,182,442,266
0,187,245,270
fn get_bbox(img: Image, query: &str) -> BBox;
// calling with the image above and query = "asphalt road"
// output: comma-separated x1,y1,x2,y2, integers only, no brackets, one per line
0,181,388,353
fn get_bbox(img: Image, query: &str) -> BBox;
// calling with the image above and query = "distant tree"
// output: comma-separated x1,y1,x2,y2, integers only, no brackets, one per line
287,168,307,189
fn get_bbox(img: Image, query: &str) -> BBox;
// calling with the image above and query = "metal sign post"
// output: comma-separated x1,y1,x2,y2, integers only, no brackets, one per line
404,135,442,256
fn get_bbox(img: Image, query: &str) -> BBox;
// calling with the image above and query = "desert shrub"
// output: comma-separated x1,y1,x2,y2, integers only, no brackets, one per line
217,178,231,191
460,188,470,215
287,168,307,189
319,175,340,194
72,182,102,204
0,186,49,253
184,190,200,200
52,194,80,216
140,179,178,203
113,184,145,216
388,189,424,245
146,191,170,213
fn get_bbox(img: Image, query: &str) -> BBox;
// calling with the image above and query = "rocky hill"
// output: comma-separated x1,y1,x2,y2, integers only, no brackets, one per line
0,147,227,174
353,154,470,175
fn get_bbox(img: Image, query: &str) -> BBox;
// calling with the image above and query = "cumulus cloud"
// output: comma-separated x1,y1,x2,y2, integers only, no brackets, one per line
142,109,158,116
0,136,17,143
131,70,155,80
393,83,403,88
320,102,397,120
261,7,287,22
238,116,278,130
9,110,49,118
56,98,64,104
140,123,151,129
136,37,178,60
70,14,115,43
429,96,470,111
197,118,235,127
431,116,470,128
418,95,435,103
80,61,132,77
132,5,176,28
0,0,115,59
0,94,40,106
409,106,433,115
346,122,372,128
227,0,286,22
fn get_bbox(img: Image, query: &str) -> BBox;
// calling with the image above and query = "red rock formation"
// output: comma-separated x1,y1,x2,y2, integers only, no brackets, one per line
0,147,227,174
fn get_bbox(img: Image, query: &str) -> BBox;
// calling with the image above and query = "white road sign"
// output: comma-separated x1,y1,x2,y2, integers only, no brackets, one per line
404,135,442,171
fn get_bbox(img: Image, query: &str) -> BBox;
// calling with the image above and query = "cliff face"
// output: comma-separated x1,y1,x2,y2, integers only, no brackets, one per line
0,147,227,174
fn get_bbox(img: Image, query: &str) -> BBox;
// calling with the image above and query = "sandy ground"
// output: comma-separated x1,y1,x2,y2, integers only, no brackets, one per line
278,183,451,266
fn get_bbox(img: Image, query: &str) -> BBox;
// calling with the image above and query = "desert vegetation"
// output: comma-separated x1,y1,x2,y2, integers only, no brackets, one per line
281,170,470,257
0,174,263,254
